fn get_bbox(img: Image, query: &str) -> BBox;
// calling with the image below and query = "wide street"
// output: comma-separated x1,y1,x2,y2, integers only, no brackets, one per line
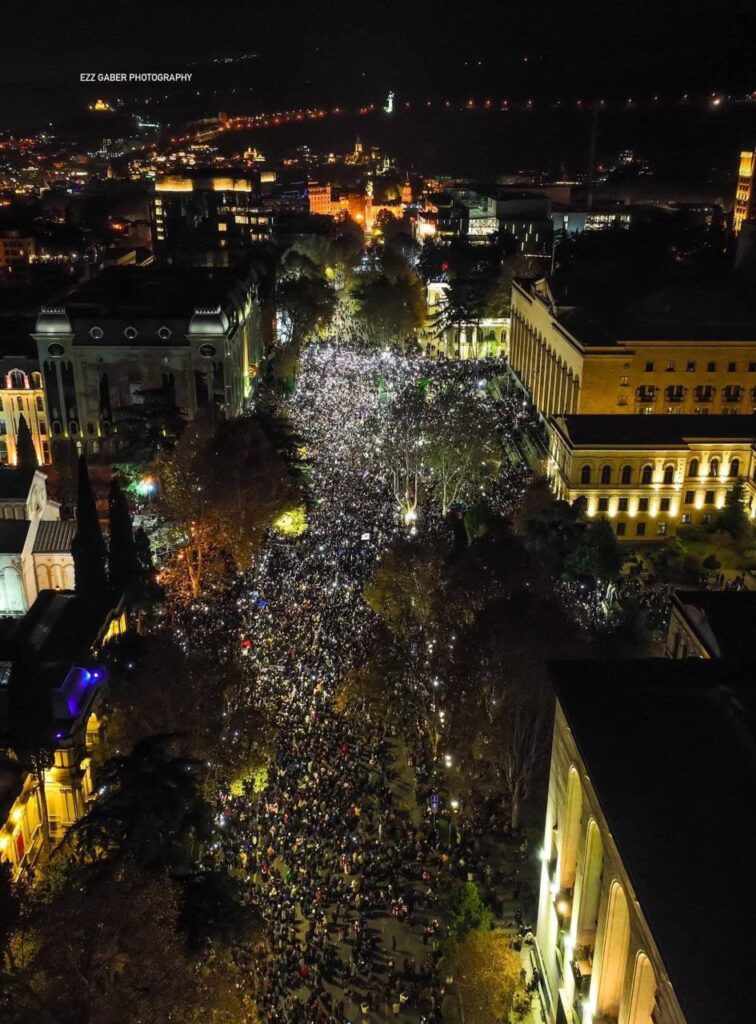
208,346,537,1022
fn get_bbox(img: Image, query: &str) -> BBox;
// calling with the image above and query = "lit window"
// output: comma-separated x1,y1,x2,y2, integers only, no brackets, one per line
218,223,227,232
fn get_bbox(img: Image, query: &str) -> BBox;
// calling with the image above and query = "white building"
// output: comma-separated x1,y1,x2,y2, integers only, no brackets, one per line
0,468,75,615
423,281,509,359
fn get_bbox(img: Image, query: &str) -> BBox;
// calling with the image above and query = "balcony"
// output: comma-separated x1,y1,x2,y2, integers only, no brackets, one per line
665,387,685,403
571,948,592,998
722,388,743,404
636,387,656,403
694,387,714,403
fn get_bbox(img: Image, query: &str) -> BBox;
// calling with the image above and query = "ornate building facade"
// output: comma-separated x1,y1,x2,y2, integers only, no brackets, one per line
547,414,756,540
0,358,51,466
423,282,509,359
510,278,756,421
0,467,74,614
537,659,754,1024
32,264,261,454
0,591,127,878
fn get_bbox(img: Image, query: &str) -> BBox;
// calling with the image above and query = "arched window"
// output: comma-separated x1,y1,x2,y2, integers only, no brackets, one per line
620,465,632,484
560,767,583,891
597,882,631,1019
8,370,24,389
709,458,720,478
641,464,653,484
600,465,612,484
627,953,657,1024
31,372,42,389
730,458,740,478
580,465,591,484
688,458,699,478
663,465,674,485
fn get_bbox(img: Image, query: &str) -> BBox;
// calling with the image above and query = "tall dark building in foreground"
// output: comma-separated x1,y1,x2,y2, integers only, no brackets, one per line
152,171,273,266
536,658,756,1024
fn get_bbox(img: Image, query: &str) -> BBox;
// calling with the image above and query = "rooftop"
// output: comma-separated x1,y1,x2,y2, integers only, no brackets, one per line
521,277,756,345
554,413,756,448
0,521,31,555
551,658,756,1024
671,589,756,658
32,520,76,555
0,467,36,501
5,590,122,666
42,265,255,324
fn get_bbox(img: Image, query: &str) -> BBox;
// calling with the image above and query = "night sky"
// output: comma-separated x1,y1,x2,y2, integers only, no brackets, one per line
4,0,756,131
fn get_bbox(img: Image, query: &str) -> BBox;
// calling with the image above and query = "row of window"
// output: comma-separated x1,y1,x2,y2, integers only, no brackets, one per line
642,360,756,373
0,440,50,463
614,521,667,537
0,396,45,413
0,419,47,437
595,489,726,514
579,458,741,485
636,384,749,402
1,371,43,390
614,514,719,537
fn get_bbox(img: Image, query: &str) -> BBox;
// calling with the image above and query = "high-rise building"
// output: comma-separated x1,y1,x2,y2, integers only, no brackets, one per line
152,171,273,266
733,150,756,235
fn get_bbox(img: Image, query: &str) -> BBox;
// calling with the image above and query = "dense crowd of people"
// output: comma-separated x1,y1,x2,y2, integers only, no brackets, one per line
168,345,680,1020
197,348,548,1021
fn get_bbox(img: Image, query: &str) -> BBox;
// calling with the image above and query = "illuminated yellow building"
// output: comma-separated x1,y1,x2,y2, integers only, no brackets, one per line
733,150,755,235
0,359,50,466
548,414,756,540
510,278,756,420
537,658,754,1024
0,591,127,878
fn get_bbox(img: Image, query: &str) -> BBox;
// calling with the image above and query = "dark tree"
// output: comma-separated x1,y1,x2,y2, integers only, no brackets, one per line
72,455,107,595
14,413,37,470
715,479,751,539
7,646,55,860
75,735,213,872
108,476,139,597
